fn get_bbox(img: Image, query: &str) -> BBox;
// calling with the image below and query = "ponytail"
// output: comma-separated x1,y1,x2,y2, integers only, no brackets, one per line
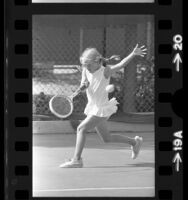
80,47,120,65
101,55,121,64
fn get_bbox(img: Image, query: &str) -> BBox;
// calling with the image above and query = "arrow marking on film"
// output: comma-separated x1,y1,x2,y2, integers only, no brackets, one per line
173,53,182,72
173,152,182,172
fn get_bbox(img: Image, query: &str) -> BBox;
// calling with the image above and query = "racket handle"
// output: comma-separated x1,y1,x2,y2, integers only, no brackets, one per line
70,82,89,100
70,88,82,100
70,91,79,100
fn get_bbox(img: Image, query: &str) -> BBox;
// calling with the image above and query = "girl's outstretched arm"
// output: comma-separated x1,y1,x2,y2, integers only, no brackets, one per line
108,44,147,75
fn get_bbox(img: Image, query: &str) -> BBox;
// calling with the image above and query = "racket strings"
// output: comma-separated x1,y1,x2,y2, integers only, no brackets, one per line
51,96,72,116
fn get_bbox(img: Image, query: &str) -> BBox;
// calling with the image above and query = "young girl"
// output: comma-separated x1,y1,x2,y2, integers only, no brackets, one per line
60,44,147,168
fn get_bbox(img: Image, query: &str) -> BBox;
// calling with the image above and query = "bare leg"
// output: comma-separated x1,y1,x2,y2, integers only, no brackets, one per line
95,119,136,146
73,129,86,160
73,115,104,160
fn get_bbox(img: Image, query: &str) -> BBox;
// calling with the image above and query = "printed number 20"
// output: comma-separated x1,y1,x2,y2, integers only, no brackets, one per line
173,35,183,51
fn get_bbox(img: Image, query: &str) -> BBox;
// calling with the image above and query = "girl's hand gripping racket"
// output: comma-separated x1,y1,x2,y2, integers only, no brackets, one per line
49,82,89,119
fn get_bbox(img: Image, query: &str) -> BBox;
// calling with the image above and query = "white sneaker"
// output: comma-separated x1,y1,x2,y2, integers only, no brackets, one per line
59,158,83,168
131,136,143,159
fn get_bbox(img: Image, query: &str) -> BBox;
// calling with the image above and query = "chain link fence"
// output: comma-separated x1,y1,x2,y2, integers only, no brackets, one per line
33,15,154,119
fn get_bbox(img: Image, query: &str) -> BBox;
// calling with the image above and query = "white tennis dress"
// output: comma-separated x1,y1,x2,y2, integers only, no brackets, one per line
84,66,119,118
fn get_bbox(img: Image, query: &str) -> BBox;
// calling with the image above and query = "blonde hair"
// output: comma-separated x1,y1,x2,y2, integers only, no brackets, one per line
80,48,102,65
80,47,120,65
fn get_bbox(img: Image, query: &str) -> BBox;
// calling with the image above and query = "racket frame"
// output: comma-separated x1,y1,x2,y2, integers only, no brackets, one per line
49,82,89,118
49,95,74,119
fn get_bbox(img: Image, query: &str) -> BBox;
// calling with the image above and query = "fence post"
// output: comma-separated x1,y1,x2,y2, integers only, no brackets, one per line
79,27,84,56
123,60,137,113
123,23,146,113
102,27,107,66
146,21,152,60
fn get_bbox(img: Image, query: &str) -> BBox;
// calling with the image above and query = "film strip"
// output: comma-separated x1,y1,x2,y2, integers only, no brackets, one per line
5,0,183,199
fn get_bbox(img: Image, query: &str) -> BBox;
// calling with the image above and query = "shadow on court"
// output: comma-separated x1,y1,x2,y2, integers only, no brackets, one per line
126,162,154,168
84,162,154,169
33,130,155,197
33,131,154,149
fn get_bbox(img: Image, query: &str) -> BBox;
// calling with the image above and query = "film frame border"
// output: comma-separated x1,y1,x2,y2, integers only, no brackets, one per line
5,0,183,199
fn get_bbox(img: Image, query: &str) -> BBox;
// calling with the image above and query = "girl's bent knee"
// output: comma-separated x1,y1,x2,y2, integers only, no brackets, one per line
77,126,88,133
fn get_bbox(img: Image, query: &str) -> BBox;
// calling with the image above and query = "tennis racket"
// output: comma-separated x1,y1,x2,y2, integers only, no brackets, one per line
49,82,89,119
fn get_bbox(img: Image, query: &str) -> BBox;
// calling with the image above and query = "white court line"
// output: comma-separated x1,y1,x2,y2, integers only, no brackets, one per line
34,186,154,193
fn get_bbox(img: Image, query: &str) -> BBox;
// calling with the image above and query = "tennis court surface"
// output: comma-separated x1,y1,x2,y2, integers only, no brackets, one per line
33,124,154,197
